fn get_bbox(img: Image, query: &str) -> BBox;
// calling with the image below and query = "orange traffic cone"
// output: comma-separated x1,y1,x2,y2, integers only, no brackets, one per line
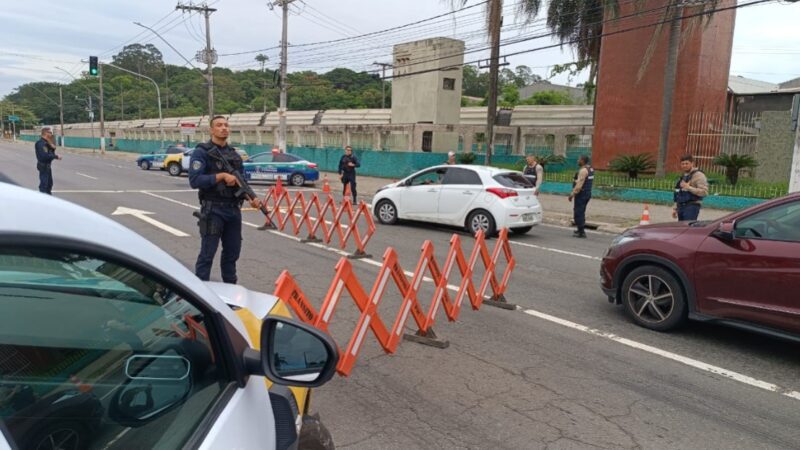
639,204,651,226
322,175,331,194
275,176,284,196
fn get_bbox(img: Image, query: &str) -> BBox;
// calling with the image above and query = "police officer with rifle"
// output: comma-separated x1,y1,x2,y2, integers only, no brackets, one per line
189,115,268,284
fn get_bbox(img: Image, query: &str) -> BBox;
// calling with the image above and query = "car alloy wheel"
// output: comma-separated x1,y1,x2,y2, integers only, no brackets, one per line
32,427,81,450
376,200,397,225
291,173,305,186
466,210,496,237
168,162,181,176
621,265,687,331
139,160,150,170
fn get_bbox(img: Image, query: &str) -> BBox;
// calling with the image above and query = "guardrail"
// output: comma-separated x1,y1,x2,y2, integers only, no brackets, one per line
273,228,516,376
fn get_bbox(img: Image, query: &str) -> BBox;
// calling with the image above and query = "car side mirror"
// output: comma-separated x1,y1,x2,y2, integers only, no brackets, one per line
713,220,736,241
404,179,412,187
243,316,339,388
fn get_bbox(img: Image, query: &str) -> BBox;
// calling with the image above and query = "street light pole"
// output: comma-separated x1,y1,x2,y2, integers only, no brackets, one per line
102,62,164,149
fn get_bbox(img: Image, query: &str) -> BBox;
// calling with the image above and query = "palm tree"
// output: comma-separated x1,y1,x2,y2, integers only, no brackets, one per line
255,54,269,113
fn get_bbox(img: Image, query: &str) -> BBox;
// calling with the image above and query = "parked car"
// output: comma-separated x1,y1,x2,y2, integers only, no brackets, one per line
371,165,543,236
135,145,186,171
243,152,319,186
167,147,249,176
601,192,800,341
0,183,339,449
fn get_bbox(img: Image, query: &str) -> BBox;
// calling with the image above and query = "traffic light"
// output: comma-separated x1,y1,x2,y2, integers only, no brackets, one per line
89,56,98,76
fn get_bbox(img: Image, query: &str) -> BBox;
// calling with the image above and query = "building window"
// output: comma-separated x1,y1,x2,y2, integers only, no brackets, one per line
422,131,433,152
442,78,455,91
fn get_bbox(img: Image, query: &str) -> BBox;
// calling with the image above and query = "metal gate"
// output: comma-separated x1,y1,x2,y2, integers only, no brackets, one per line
686,112,760,174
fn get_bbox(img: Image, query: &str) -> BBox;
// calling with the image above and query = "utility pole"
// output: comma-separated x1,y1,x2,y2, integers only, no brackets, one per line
99,64,106,153
484,0,502,165
59,87,65,145
273,0,296,152
176,2,217,117
373,62,392,109
790,95,800,193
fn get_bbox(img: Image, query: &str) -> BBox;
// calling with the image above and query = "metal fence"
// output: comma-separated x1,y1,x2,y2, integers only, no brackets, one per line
686,111,760,174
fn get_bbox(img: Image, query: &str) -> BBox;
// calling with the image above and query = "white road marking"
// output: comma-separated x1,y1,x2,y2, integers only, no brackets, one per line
142,191,198,209
112,206,190,237
76,172,98,180
54,190,127,193
510,240,602,261
521,308,800,402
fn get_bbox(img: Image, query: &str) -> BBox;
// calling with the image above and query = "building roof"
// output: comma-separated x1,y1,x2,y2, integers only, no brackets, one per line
727,75,779,94
779,76,800,90
519,81,586,104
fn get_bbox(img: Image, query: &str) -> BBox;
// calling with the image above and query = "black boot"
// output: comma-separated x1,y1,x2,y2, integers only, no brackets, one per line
572,230,587,238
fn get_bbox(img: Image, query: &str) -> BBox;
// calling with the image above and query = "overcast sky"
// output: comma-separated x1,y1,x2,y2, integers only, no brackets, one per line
1,0,798,98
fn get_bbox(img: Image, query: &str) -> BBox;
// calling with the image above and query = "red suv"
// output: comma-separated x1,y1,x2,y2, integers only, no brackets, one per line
601,192,800,341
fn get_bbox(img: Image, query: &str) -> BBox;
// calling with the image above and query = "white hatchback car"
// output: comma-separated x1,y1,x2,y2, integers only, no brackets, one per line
0,183,338,450
372,165,543,236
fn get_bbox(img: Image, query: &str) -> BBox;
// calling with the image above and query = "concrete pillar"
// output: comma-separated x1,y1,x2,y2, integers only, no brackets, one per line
256,129,263,145
411,125,424,152
292,129,300,149
513,127,523,155
790,121,800,193
316,129,323,148
461,129,473,154
373,130,382,150
240,130,247,145
554,133,567,156
344,128,352,147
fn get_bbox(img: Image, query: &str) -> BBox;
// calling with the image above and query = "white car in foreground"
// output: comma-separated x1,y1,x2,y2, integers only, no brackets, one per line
0,183,338,450
372,165,543,236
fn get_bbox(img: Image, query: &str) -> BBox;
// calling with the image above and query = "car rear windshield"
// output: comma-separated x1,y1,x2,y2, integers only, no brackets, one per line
493,172,533,188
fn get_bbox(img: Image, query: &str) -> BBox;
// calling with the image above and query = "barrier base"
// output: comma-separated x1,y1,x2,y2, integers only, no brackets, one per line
484,294,516,310
346,250,372,260
301,236,322,243
403,328,449,349
258,221,277,231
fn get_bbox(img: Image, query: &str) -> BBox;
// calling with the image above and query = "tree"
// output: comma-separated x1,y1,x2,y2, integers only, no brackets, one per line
521,90,574,105
514,65,541,87
111,44,165,81
713,153,758,186
499,85,520,107
462,65,489,97
255,54,270,113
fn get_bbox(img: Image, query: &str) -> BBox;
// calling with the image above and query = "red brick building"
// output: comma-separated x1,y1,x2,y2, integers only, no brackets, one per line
592,0,736,170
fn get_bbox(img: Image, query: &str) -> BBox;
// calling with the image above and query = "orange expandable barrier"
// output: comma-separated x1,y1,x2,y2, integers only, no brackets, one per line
273,228,516,376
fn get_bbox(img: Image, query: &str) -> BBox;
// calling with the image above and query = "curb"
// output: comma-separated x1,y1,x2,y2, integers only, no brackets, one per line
541,212,628,234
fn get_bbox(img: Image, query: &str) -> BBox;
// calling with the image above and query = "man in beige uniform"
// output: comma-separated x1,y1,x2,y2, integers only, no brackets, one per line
672,154,709,221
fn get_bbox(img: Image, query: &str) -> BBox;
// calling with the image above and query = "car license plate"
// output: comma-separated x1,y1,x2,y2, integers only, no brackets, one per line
522,213,534,222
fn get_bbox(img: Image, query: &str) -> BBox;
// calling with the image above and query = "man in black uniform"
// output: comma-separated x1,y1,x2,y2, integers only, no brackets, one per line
34,127,61,194
188,116,260,284
338,145,360,203
568,155,594,238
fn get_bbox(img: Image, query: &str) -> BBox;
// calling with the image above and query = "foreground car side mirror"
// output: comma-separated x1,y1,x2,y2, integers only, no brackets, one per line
713,220,736,241
244,316,339,388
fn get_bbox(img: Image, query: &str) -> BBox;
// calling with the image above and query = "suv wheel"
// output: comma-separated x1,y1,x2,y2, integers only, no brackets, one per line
375,200,398,225
139,160,151,170
466,209,496,237
167,162,182,176
621,265,687,331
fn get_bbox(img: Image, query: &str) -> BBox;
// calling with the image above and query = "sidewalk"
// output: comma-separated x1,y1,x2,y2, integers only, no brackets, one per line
6,141,730,234
322,171,732,234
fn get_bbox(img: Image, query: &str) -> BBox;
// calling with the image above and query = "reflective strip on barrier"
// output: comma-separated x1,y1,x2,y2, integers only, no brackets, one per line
273,228,516,376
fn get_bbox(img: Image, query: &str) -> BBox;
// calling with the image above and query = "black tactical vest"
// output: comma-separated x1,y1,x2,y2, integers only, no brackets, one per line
573,165,594,194
673,169,703,204
196,142,244,203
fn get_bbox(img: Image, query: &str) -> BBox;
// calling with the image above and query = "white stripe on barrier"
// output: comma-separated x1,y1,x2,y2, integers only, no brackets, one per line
413,258,427,291
374,270,390,305
352,315,372,356
397,302,412,336
323,280,345,324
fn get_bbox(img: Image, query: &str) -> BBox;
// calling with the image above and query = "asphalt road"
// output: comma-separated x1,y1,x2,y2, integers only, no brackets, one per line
2,141,799,449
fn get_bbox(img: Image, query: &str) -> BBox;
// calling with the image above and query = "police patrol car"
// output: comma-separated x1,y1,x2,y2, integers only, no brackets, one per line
136,145,186,171
0,182,338,449
244,152,320,186
164,147,249,177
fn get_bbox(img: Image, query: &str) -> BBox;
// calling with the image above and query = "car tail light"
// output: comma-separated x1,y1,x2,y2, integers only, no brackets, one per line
308,163,318,169
486,187,518,199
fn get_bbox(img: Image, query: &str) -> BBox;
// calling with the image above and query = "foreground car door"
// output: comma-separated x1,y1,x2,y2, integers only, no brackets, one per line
693,199,800,333
399,168,447,221
0,241,276,450
437,167,483,225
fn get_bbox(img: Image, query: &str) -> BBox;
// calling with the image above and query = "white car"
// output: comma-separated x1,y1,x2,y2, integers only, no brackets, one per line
0,183,338,450
372,165,543,236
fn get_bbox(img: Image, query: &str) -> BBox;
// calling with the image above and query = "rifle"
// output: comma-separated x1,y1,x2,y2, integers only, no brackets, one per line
210,146,274,228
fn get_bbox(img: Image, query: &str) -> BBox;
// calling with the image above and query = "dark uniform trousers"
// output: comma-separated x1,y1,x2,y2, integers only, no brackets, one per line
38,164,53,194
573,192,591,234
342,174,357,202
677,203,701,221
195,205,242,284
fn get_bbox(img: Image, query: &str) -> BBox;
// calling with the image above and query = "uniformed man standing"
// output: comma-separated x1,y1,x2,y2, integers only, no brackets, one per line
672,154,708,221
34,127,60,194
338,145,360,203
568,155,594,238
189,116,260,284
523,154,544,195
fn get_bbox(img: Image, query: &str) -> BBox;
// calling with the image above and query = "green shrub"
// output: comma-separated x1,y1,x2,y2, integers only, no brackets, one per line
609,153,655,179
458,151,476,164
537,154,566,168
713,153,758,186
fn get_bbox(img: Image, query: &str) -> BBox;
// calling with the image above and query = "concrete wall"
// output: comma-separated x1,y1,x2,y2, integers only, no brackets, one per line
593,0,736,170
755,110,794,183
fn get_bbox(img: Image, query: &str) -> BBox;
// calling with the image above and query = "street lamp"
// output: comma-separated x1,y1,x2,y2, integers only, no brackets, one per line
102,62,164,150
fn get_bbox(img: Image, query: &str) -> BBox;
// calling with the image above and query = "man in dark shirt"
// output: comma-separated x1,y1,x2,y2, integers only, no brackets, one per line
34,128,61,194
338,145,360,203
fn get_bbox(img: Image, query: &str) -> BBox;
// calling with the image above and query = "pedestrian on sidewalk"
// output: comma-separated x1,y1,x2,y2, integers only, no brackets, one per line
34,127,61,195
672,154,708,221
568,155,594,238
338,145,360,203
523,154,544,195
445,151,457,165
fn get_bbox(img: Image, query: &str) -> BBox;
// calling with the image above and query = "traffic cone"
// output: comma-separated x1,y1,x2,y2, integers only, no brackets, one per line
639,204,651,226
322,175,331,194
275,176,284,196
